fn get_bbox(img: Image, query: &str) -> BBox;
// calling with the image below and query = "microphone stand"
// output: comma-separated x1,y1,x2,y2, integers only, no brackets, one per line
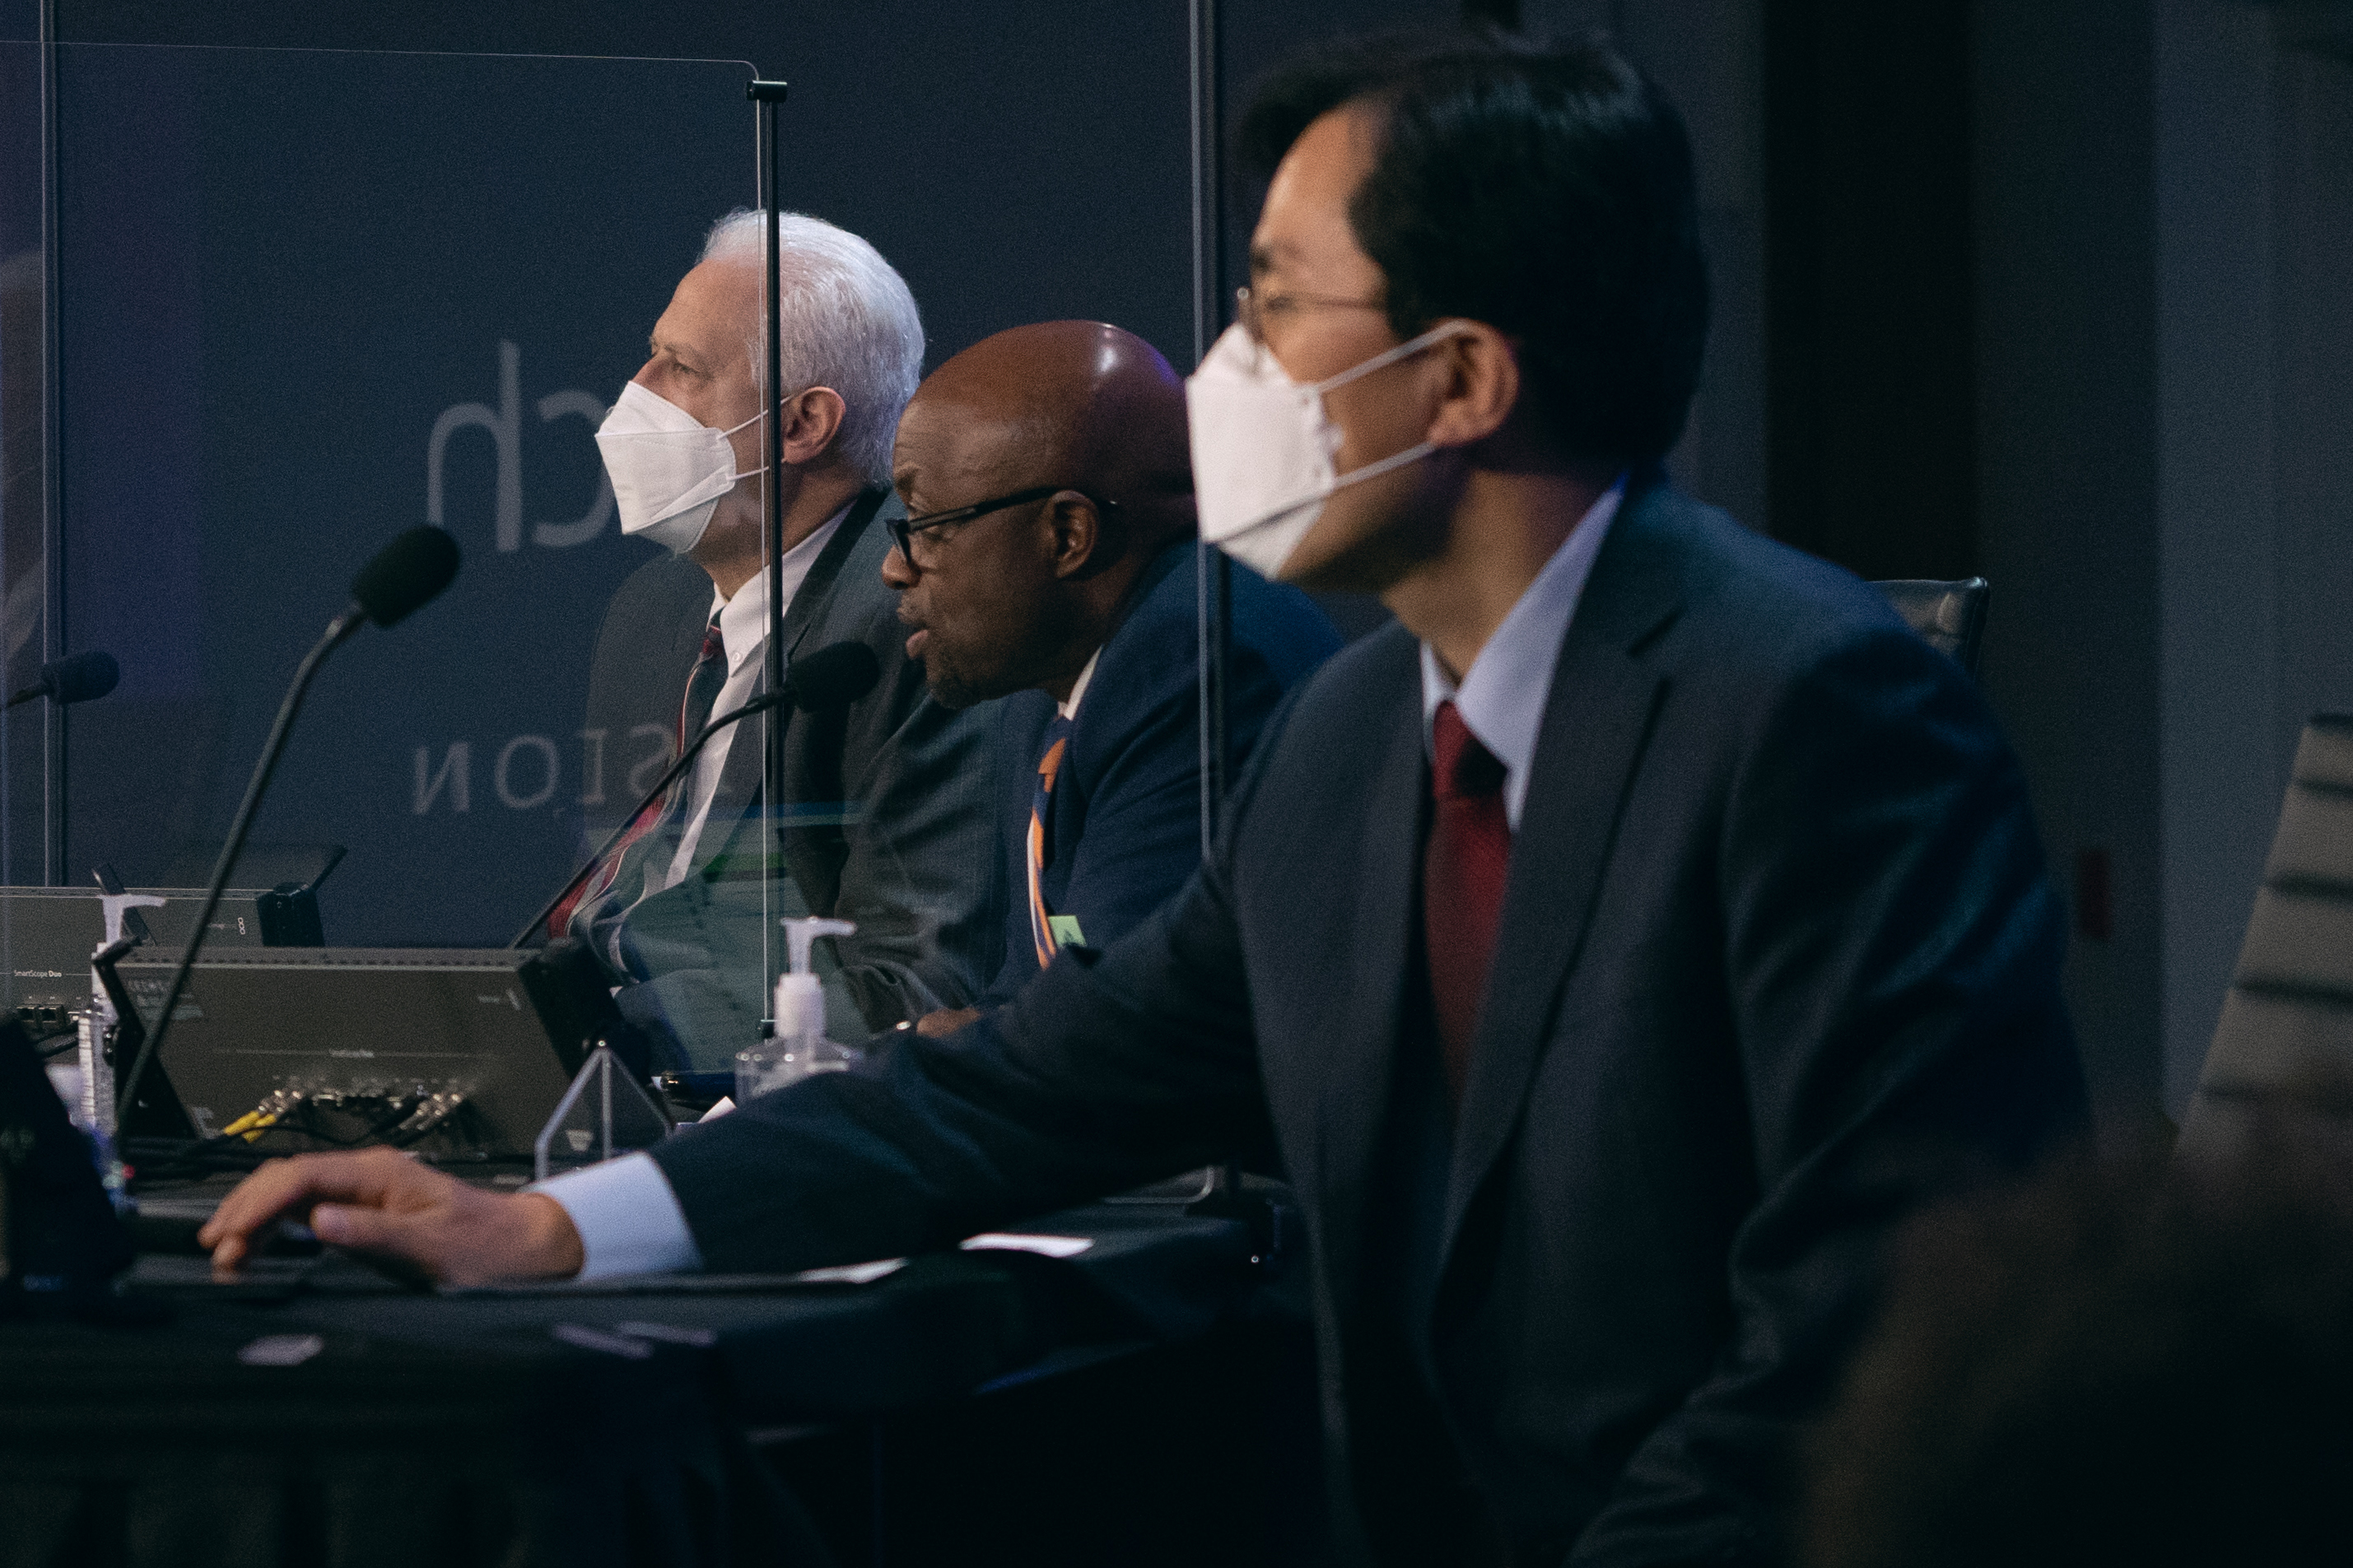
510,689,788,949
114,607,367,1124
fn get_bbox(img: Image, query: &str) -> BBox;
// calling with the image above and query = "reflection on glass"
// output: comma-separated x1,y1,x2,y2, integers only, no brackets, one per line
571,209,999,1070
2,35,50,887
45,44,756,956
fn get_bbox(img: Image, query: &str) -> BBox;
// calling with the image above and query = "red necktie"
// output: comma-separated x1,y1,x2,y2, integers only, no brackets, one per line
550,615,726,939
1423,699,1512,1105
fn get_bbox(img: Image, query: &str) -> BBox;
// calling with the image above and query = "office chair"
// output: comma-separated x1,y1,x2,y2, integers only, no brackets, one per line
1872,577,1990,676
2176,714,2353,1162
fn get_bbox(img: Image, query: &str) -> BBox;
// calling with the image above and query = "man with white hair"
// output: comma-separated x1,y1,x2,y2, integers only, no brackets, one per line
567,210,997,1068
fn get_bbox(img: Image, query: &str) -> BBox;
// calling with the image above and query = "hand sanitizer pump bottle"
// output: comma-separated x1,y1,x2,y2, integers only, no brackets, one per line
734,916,860,1103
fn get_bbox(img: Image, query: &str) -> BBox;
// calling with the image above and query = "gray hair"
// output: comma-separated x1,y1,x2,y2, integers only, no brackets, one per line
700,209,924,486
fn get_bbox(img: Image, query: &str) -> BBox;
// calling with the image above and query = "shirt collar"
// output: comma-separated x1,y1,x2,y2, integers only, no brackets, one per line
708,502,851,676
1419,476,1626,831
1057,649,1102,722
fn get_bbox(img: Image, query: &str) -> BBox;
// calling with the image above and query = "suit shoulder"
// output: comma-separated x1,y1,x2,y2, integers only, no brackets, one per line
586,551,711,726
1620,493,2008,793
1226,561,1344,676
603,551,711,628
1092,549,1344,714
806,511,901,631
1639,488,1921,680
1111,547,1340,666
790,505,933,711
1285,619,1419,728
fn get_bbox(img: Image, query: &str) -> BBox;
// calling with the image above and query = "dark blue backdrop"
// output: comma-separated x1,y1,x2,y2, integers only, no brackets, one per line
14,0,1431,945
54,46,752,943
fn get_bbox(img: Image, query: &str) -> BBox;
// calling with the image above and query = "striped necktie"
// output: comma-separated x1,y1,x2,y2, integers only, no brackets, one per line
551,611,727,939
1027,714,1077,969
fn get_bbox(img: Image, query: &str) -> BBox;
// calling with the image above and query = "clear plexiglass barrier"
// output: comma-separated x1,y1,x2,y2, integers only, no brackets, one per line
1,44,995,1138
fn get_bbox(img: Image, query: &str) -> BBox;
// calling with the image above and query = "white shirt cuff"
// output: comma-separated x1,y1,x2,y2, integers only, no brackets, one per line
529,1151,704,1280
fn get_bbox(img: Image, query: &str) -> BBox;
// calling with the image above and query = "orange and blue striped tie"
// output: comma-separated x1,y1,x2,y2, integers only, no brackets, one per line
1027,715,1076,968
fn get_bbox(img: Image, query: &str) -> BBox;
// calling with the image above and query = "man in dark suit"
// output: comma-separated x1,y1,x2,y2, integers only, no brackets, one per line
207,35,2085,1565
878,320,1339,1035
566,211,998,1066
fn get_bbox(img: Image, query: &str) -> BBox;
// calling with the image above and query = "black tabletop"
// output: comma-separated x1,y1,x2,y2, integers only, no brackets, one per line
0,1186,1290,1568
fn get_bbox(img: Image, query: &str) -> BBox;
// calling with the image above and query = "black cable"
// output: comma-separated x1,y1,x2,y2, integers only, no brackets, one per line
124,1092,423,1174
290,1095,422,1148
387,1093,466,1149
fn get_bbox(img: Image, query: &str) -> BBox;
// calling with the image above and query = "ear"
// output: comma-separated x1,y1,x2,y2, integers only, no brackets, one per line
1421,323,1521,451
1045,491,1111,581
778,386,849,466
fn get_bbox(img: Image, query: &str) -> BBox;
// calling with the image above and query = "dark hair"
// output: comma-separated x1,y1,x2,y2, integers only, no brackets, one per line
1805,1107,2353,1568
1237,31,1708,466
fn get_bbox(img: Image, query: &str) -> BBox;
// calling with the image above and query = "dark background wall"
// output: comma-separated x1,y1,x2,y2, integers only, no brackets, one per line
1765,0,1975,583
31,0,1442,384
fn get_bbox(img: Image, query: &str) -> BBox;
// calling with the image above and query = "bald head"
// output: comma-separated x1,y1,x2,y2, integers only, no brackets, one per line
884,323,1197,709
897,321,1192,546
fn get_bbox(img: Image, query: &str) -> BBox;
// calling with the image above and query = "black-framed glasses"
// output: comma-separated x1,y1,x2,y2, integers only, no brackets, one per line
888,485,1120,566
1234,284,1386,346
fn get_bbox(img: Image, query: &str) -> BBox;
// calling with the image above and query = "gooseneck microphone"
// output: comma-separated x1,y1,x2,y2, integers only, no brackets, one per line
114,527,462,1125
511,639,881,948
5,649,120,710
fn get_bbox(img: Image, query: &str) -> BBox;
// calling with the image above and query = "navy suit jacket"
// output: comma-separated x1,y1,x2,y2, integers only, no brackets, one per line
650,479,2088,1565
982,543,1340,1003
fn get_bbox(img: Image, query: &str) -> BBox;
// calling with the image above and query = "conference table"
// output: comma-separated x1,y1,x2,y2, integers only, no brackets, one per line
0,1176,1320,1568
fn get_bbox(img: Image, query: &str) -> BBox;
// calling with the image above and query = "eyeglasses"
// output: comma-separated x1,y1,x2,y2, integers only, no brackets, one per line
888,485,1121,568
1234,284,1387,347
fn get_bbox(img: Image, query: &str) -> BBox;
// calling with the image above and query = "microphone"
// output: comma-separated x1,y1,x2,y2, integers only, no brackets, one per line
5,650,119,710
114,528,461,1127
511,638,883,947
349,525,462,630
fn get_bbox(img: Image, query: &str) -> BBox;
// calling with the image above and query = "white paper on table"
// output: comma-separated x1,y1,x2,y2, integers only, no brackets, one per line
958,1233,1093,1259
789,1257,907,1285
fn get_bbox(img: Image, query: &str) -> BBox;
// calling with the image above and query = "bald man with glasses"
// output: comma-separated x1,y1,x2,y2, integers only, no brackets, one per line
881,319,1339,1035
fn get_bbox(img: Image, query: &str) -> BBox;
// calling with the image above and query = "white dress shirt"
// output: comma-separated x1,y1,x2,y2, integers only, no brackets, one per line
1057,649,1101,722
1418,477,1624,831
545,481,1624,1282
533,1145,705,1277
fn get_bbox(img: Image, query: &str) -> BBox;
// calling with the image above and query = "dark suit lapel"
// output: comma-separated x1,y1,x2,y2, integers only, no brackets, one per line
1438,486,1687,1263
1041,545,1186,911
778,485,890,658
687,486,893,882
1313,650,1433,1300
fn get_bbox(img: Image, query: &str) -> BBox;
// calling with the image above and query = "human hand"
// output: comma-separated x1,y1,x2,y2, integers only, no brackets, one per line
198,1147,585,1287
915,1006,981,1038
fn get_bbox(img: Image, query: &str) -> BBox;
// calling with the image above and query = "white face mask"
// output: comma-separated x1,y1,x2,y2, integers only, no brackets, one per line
594,379,763,556
1184,318,1470,579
